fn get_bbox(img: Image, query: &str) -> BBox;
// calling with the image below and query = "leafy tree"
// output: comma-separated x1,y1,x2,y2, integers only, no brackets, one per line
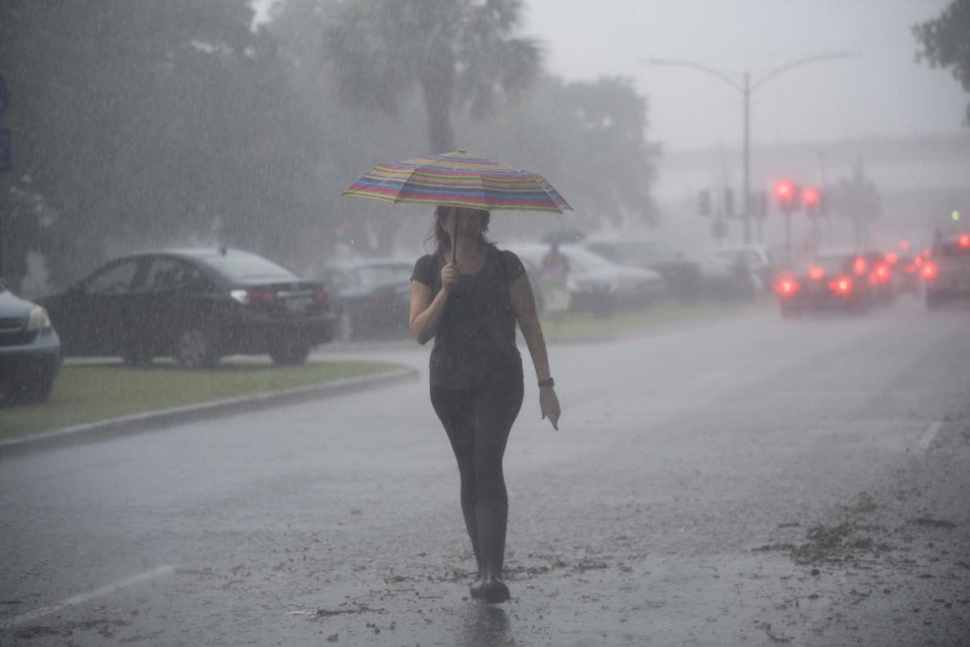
319,0,542,153
271,0,432,259
914,0,970,124
461,75,661,239
0,0,321,288
0,176,58,293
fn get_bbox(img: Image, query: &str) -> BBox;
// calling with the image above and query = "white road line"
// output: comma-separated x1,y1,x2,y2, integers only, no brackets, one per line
916,421,943,454
1,564,176,629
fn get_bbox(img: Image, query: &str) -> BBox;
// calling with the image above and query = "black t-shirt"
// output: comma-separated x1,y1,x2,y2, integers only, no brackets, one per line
411,246,526,389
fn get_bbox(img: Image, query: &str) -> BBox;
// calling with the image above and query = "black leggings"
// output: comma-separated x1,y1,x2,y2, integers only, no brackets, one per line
431,379,524,509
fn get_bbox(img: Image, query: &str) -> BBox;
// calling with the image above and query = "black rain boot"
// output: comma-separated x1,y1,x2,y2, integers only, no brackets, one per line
462,502,485,599
476,501,510,604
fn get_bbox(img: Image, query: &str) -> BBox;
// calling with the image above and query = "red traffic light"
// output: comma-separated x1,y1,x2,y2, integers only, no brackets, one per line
775,180,794,202
802,187,820,207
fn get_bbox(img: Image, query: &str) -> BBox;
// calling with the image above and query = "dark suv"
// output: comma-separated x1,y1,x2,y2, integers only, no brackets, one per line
924,234,970,308
38,247,334,368
319,259,413,341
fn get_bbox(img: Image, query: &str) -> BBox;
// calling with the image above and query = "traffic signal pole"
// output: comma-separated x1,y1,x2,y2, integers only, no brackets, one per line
742,72,751,245
785,210,792,252
644,53,856,246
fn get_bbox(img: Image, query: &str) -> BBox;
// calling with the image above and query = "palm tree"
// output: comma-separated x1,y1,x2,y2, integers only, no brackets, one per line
321,0,542,153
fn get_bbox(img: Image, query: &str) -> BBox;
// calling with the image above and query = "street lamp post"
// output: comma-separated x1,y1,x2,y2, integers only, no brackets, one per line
645,53,855,244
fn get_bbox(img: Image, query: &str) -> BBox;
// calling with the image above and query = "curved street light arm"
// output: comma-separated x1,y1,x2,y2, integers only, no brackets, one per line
751,51,859,93
643,58,744,94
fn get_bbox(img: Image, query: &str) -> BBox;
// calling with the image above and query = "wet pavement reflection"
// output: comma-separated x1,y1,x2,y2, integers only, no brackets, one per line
459,605,510,647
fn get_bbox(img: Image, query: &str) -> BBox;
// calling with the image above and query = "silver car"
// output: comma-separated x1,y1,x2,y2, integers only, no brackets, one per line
0,281,61,403
510,243,665,315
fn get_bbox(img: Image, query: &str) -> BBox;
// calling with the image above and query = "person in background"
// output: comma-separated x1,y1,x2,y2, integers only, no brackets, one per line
540,242,571,332
409,205,561,604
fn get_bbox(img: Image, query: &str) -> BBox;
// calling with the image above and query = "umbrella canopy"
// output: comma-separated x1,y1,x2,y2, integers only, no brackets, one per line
341,150,572,214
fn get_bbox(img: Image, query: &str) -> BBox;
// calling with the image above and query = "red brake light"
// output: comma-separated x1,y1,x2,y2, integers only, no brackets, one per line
922,262,938,280
828,277,852,295
960,234,970,248
773,275,800,297
914,256,924,267
247,288,276,306
808,265,825,280
871,264,889,282
854,257,867,275
885,252,898,265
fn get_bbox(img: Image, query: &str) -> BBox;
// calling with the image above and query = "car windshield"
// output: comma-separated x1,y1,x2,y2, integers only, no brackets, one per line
589,241,674,263
201,252,298,281
354,264,412,287
807,255,854,275
562,246,613,273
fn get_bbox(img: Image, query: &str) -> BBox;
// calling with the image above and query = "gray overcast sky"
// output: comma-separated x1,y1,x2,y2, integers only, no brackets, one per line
521,0,967,151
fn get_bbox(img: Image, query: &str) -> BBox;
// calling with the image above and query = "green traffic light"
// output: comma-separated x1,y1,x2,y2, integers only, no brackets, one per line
953,210,961,221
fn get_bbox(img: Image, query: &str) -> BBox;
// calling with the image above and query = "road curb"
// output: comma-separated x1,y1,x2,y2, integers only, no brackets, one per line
0,368,420,459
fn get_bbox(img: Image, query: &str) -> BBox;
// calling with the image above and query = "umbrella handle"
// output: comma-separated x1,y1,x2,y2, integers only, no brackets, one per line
451,211,459,265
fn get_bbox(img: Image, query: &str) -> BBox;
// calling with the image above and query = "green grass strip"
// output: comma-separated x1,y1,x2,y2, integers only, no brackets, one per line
0,359,404,441
538,298,769,342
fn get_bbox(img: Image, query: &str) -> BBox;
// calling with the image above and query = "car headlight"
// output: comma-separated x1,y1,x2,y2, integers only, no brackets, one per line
26,306,53,332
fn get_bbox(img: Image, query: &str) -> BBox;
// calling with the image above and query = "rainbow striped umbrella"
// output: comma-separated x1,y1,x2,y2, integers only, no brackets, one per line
341,150,572,214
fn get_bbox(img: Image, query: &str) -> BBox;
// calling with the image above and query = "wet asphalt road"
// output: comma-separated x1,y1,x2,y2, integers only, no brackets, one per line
1,297,969,646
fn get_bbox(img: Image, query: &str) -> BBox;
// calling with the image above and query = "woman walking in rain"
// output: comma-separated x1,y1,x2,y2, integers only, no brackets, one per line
409,205,561,604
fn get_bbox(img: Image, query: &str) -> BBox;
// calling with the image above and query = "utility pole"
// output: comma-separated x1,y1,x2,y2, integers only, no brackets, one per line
742,72,750,244
0,73,10,278
644,53,857,245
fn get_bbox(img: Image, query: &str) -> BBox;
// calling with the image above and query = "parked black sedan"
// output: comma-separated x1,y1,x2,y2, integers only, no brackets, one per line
37,248,335,368
0,281,61,402
318,259,412,341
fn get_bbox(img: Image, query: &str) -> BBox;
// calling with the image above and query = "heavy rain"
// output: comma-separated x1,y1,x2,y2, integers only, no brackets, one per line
1,1,969,645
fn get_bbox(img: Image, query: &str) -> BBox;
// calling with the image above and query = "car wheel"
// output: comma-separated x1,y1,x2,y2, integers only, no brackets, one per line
175,328,219,368
269,343,311,366
21,374,56,403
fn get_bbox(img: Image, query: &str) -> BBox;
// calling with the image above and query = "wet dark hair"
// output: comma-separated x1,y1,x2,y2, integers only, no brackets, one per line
424,205,495,256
